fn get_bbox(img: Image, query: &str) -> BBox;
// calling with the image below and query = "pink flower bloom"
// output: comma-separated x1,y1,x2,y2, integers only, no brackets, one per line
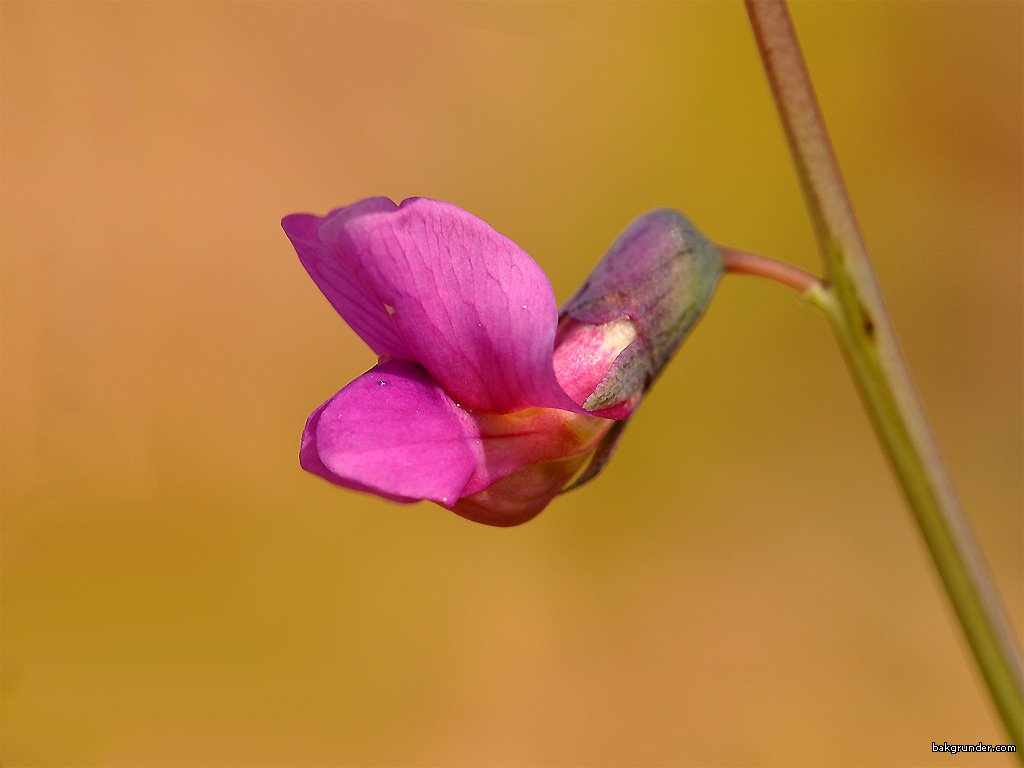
283,197,720,526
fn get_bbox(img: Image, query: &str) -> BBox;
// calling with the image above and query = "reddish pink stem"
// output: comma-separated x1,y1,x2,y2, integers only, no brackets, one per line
717,245,821,293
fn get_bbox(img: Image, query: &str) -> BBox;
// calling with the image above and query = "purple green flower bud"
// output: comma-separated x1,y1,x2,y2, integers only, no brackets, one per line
562,208,723,403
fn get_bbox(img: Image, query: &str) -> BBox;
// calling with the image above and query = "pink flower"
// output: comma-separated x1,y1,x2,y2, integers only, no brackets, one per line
283,197,720,526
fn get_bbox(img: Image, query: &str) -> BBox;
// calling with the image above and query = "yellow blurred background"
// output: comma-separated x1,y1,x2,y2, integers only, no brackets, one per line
2,2,1020,765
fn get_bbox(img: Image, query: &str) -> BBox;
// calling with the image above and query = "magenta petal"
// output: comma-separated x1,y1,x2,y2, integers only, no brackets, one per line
304,359,482,506
299,396,419,504
283,201,414,360
300,396,346,485
318,198,584,414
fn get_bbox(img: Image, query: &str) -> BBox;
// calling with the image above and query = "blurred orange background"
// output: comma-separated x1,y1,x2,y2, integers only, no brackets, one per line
2,2,1021,765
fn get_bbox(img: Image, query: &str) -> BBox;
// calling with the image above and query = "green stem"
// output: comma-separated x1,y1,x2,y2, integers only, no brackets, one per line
744,0,1023,749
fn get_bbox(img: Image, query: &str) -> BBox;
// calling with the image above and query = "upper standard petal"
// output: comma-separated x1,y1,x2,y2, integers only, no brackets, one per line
317,198,584,415
283,200,414,360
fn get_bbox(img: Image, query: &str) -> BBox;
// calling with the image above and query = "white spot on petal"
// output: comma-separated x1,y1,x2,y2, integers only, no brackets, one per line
384,303,395,315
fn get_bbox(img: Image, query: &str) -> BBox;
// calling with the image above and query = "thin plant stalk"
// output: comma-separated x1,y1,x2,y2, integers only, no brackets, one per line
744,0,1023,748
718,245,820,294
